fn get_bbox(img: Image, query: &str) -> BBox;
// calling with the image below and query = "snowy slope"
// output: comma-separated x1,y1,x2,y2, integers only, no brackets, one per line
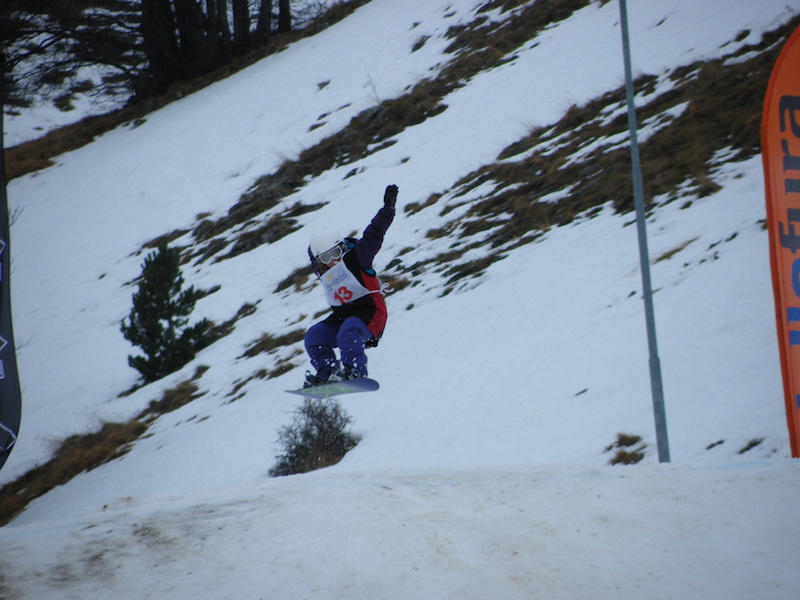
2,463,798,600
2,0,800,598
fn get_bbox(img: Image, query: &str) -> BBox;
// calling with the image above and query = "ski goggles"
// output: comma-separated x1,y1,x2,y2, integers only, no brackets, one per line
316,243,344,265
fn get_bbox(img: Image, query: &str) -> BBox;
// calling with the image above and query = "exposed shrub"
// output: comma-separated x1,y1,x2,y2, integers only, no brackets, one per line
605,432,647,465
269,398,361,476
738,438,764,454
607,432,643,450
609,448,646,465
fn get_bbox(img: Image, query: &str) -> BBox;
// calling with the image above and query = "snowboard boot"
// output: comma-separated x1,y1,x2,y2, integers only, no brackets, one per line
325,365,361,383
304,364,360,388
304,359,344,388
304,371,324,388
344,365,362,380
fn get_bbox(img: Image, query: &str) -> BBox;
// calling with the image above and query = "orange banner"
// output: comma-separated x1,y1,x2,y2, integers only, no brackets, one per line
763,24,800,458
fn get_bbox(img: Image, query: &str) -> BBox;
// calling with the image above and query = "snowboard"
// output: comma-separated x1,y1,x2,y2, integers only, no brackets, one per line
286,377,380,400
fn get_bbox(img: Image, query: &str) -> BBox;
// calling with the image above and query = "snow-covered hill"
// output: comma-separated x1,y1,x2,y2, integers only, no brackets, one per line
2,1,799,598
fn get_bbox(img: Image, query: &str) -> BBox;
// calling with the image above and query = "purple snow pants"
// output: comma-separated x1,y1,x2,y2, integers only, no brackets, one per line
304,317,372,377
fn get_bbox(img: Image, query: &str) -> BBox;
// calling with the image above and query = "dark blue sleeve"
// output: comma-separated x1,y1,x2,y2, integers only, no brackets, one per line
355,205,395,270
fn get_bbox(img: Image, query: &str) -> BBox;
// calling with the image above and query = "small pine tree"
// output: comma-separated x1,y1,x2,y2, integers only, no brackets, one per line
121,244,209,382
269,398,361,476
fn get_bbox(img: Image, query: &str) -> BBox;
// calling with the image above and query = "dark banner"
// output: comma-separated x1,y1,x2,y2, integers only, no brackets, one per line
0,86,23,471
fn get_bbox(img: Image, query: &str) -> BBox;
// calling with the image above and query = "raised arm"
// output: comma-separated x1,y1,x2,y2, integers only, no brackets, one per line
355,185,397,269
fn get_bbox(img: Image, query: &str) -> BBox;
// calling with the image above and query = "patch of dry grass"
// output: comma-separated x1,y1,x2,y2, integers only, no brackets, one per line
401,15,800,294
606,432,647,465
185,0,593,263
240,329,305,359
0,371,208,526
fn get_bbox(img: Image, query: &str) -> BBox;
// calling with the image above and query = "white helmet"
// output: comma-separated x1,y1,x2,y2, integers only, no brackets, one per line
309,227,345,262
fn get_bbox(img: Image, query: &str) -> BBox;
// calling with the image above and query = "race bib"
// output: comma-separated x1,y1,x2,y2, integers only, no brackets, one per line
320,261,372,307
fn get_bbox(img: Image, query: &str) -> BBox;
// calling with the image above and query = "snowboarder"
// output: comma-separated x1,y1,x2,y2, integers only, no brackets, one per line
303,184,398,387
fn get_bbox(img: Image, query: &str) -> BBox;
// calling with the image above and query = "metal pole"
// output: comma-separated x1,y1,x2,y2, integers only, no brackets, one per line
618,0,670,462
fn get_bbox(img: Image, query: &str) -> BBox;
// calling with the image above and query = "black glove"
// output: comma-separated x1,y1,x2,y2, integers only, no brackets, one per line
384,184,398,209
